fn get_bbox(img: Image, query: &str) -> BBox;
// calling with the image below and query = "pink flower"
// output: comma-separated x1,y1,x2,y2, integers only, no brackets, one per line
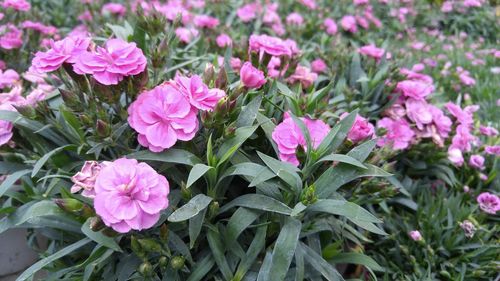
73,39,147,85
463,0,483,7
359,44,386,60
448,147,464,166
71,161,101,198
193,15,219,29
102,3,127,16
445,103,478,127
459,220,476,238
405,99,433,130
31,36,91,73
459,71,475,86
249,34,293,58
1,0,30,11
396,80,434,101
377,117,415,150
342,113,374,143
286,13,304,26
94,158,170,233
0,103,14,146
311,58,327,73
175,27,199,43
240,62,266,89
0,69,19,88
272,113,330,166
469,155,485,170
237,3,260,22
476,192,500,214
174,74,225,111
354,0,369,5
341,15,357,33
441,1,453,12
409,230,422,241
21,21,57,35
323,18,338,35
216,34,232,48
287,66,317,88
451,125,478,152
485,145,500,156
298,0,316,9
479,125,498,136
0,24,23,49
128,82,199,152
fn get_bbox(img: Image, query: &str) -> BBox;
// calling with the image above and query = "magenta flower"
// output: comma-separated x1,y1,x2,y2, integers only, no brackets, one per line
450,125,477,152
476,192,500,214
323,18,338,35
240,62,266,89
342,113,375,143
71,161,102,198
193,15,220,29
128,82,199,152
31,36,91,73
311,58,327,73
175,27,199,43
359,44,386,61
288,66,318,88
429,105,452,139
73,39,147,85
341,15,357,33
479,125,498,136
0,24,23,49
0,69,19,88
445,102,478,127
216,34,232,48
102,3,126,16
174,74,225,111
94,158,170,233
272,113,330,166
405,99,433,130
469,155,485,170
237,3,260,22
409,230,423,241
485,145,500,156
0,104,14,146
1,0,30,11
249,34,293,58
377,117,415,150
396,80,434,101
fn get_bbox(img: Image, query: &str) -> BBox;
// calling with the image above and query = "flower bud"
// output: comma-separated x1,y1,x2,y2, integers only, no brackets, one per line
203,63,215,85
59,89,79,107
96,119,110,138
89,216,105,231
170,256,185,270
139,261,152,276
138,238,162,253
12,104,36,119
215,67,228,89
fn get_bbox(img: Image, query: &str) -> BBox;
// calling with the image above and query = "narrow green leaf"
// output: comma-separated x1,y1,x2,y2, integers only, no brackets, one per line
265,218,302,281
168,194,213,222
186,164,213,188
81,218,121,252
297,242,344,281
318,154,367,169
217,125,258,165
16,238,92,281
207,228,234,280
0,169,31,198
328,252,384,272
226,208,261,246
234,224,267,281
236,96,262,127
32,145,74,177
0,201,67,234
186,254,215,281
189,208,207,248
219,194,292,215
127,149,202,166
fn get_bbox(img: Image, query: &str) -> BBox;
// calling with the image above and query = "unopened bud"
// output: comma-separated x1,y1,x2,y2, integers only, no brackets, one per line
139,262,153,276
89,216,105,231
160,224,169,241
215,67,228,89
96,119,110,138
170,256,185,270
138,238,162,253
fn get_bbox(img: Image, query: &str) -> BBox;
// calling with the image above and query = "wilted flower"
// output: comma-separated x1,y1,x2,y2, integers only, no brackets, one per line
240,62,266,89
476,192,500,214
94,158,170,233
128,82,199,152
31,36,91,73
459,220,476,238
71,161,102,198
73,38,147,85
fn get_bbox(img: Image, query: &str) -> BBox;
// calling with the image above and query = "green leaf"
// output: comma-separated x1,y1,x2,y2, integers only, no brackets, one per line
257,152,302,193
317,110,358,155
186,254,215,281
32,145,75,177
189,208,207,249
60,107,85,140
207,228,234,280
106,21,133,40
168,194,213,222
329,252,383,271
317,154,367,169
219,194,292,215
0,169,31,198
236,96,262,127
0,201,67,234
127,149,202,166
186,164,213,188
234,224,267,281
16,238,92,281
225,208,261,247
217,125,258,165
297,242,344,281
265,218,302,281
81,218,121,252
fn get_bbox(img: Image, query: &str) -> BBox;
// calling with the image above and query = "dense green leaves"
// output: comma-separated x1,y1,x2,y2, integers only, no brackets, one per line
168,194,213,222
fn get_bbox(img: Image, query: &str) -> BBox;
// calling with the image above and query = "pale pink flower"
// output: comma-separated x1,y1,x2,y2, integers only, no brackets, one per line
311,58,327,73
484,145,500,156
463,0,483,7
71,161,101,198
0,103,14,146
356,16,370,30
469,155,485,170
450,125,477,152
459,220,476,238
441,1,453,12
216,34,232,48
341,15,357,33
396,80,434,101
479,125,498,136
240,62,266,89
193,15,219,29
102,3,127,16
476,192,500,214
1,0,30,11
288,66,317,88
298,0,316,9
0,69,19,88
21,21,57,35
445,103,478,127
31,36,91,73
359,44,386,61
94,158,170,233
409,230,422,241
459,71,476,86
377,117,415,150
175,27,199,43
341,113,375,143
0,24,23,49
174,74,225,111
249,34,293,58
267,56,282,78
272,113,330,166
73,39,147,85
405,99,433,130
323,18,338,35
128,82,199,152
286,13,304,26
237,3,260,22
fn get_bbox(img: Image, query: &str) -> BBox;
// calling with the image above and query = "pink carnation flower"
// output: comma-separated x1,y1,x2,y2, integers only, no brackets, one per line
476,192,500,214
0,69,19,88
409,230,423,241
341,15,357,33
342,113,375,143
469,155,485,170
237,3,260,22
128,82,199,152
359,44,386,61
240,62,266,89
287,65,317,88
174,74,225,111
377,117,415,150
286,13,304,26
298,0,316,10
447,148,464,166
249,34,293,58
272,113,330,166
396,80,434,101
0,103,14,146
405,99,433,130
0,24,23,49
31,36,91,73
485,145,500,156
323,18,338,35
479,125,498,136
175,27,199,43
102,3,126,16
71,161,101,198
216,33,232,48
74,39,147,85
1,0,30,11
94,158,170,233
193,15,220,29
311,58,327,73
445,102,478,127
